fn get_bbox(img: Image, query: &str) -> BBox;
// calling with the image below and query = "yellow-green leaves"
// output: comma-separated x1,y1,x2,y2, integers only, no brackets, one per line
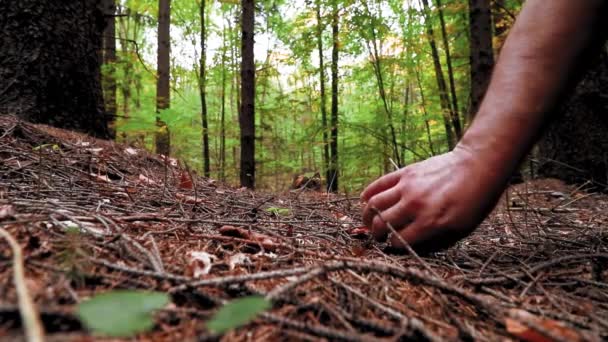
265,207,291,216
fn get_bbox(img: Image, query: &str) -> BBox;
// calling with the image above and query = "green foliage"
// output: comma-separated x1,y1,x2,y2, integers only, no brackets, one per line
109,0,522,192
207,296,271,334
77,291,169,337
265,207,291,216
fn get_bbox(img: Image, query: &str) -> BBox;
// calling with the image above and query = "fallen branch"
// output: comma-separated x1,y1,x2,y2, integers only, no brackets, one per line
0,228,45,342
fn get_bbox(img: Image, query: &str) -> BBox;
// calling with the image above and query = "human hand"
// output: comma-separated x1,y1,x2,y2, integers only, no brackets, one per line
361,147,507,253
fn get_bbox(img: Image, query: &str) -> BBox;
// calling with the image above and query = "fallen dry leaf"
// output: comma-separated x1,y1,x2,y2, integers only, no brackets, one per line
506,309,596,342
186,251,217,277
0,205,16,220
90,173,111,183
175,193,204,204
179,171,193,190
138,174,156,185
219,225,279,252
348,226,370,239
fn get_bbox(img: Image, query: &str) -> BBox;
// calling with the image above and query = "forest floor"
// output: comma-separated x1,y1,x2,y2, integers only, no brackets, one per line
0,114,607,341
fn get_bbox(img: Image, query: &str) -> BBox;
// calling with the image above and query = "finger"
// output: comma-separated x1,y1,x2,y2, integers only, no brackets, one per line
370,200,414,241
389,221,462,255
361,187,402,227
360,171,401,202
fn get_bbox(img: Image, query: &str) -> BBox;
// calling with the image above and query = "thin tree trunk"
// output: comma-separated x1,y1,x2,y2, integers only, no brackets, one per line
361,0,402,166
315,0,331,190
199,0,210,177
239,0,255,188
328,1,339,193
435,0,462,139
219,20,228,182
415,68,436,156
420,0,456,150
155,0,171,156
468,0,494,121
102,0,117,138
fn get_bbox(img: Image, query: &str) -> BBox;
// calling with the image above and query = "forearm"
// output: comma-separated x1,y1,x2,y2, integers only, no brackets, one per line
458,0,608,184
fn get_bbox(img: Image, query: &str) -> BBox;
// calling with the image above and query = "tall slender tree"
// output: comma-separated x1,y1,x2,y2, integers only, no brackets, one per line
198,0,210,177
361,0,402,167
328,0,339,192
102,0,117,139
420,0,456,149
315,0,331,190
436,0,462,139
155,0,171,156
240,0,256,188
219,17,228,182
468,0,494,120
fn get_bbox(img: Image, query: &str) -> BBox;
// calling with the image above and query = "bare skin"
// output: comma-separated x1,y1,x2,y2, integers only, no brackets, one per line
361,0,608,253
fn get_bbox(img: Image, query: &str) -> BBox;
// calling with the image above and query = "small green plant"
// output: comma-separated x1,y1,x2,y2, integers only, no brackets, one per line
77,290,169,337
207,296,271,334
265,207,290,216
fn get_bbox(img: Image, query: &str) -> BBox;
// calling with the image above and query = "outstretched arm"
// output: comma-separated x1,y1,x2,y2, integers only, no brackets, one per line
361,0,608,253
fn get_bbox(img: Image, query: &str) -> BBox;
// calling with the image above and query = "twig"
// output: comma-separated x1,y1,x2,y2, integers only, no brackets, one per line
369,206,439,278
0,228,45,342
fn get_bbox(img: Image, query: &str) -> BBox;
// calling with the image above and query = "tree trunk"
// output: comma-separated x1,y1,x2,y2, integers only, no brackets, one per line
102,0,117,138
436,0,462,139
420,0,456,150
199,0,210,177
328,2,339,193
538,51,608,190
316,0,331,192
155,0,171,156
415,68,436,156
468,0,494,120
0,0,111,138
361,0,401,167
220,21,227,182
239,0,255,189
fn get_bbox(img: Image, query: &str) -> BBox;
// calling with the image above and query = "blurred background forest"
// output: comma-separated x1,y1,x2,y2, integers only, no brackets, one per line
100,0,522,192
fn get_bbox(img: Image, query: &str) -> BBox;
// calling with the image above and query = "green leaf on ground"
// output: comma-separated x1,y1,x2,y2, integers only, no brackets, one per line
265,207,290,216
207,296,271,334
77,290,169,337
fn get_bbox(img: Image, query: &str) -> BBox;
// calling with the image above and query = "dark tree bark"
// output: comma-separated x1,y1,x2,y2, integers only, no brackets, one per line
102,0,117,138
0,0,111,138
315,0,331,192
199,0,210,177
538,51,608,190
468,0,494,120
155,0,171,156
420,0,456,150
328,1,339,193
239,0,255,189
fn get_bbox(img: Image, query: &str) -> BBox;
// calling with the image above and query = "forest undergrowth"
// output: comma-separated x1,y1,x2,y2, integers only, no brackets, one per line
0,115,607,341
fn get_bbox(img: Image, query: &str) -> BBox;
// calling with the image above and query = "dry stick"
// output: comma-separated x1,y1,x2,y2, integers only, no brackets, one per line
335,281,444,342
88,257,189,282
170,265,316,293
148,235,165,273
0,228,45,342
266,266,328,300
260,312,376,342
369,206,439,278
